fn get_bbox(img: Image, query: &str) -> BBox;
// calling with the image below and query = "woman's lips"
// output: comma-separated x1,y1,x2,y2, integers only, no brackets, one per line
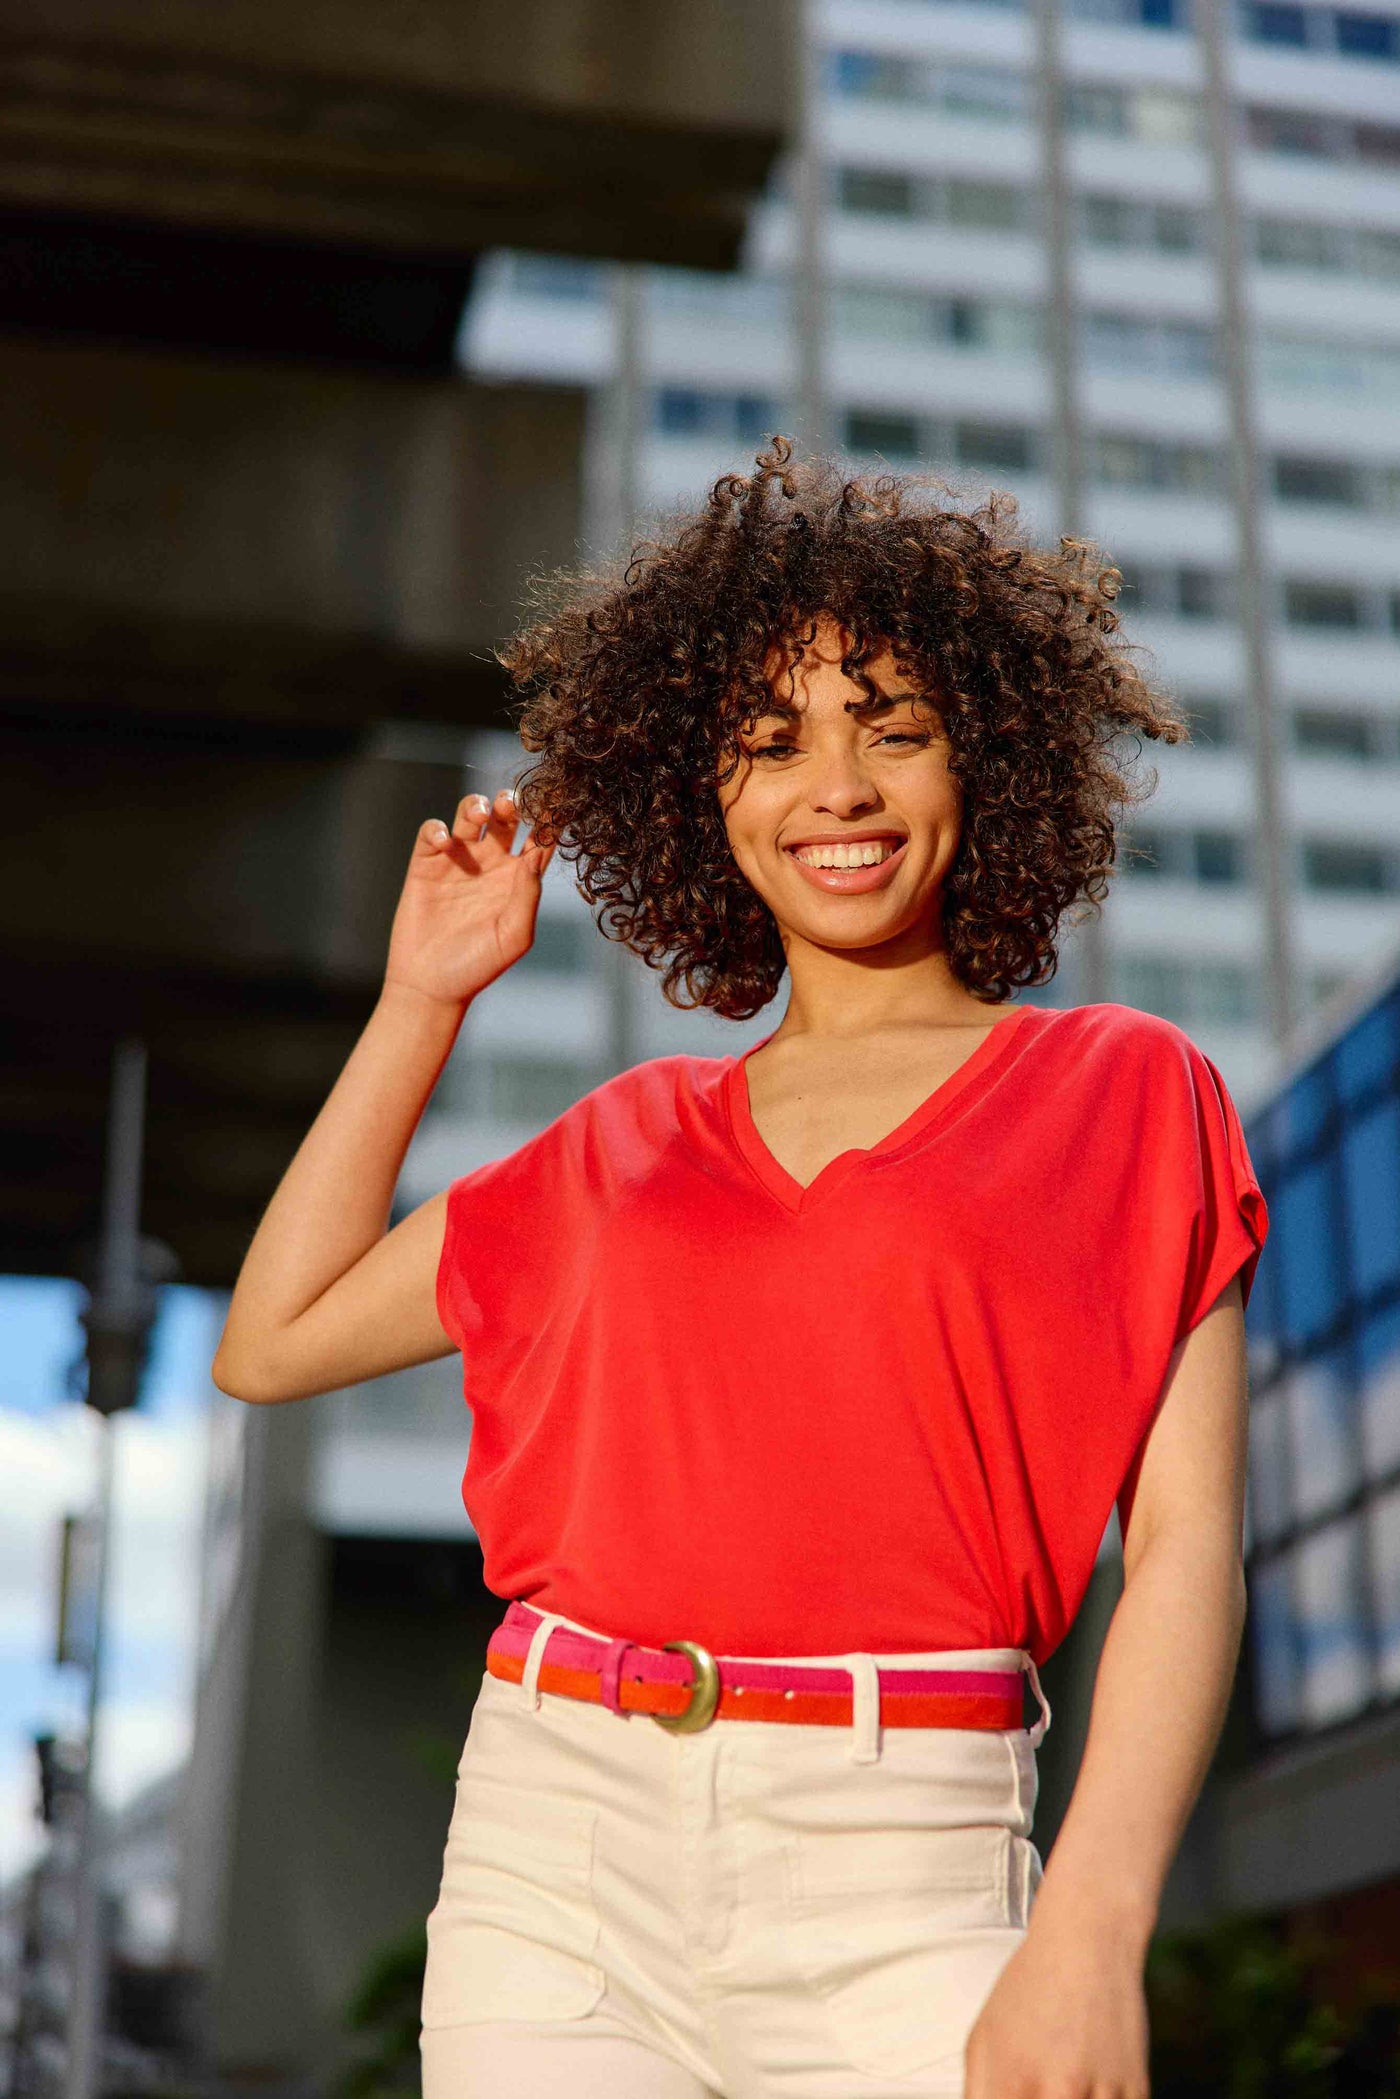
784,837,909,893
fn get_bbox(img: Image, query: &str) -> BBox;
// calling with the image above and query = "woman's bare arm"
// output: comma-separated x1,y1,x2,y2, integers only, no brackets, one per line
964,1270,1250,2098
212,785,555,1403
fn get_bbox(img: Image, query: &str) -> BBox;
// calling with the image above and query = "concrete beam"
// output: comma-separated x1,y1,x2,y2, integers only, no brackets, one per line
0,2,795,270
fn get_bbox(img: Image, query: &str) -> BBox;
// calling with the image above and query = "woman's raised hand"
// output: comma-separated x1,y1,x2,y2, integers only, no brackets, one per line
383,788,558,1010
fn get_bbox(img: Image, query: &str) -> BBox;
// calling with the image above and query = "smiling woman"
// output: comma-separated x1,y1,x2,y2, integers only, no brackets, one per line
211,438,1267,2099
506,437,1184,1020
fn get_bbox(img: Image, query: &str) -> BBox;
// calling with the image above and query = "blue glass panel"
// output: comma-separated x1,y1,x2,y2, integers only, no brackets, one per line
1293,1516,1372,1726
1248,1391,1291,1545
1336,10,1399,56
1250,1,1309,40
1374,1485,1400,1701
1278,1064,1334,1155
1138,0,1180,22
1340,1098,1400,1300
1358,1298,1400,1477
654,388,705,436
735,395,780,442
1286,1348,1359,1522
1244,1227,1281,1375
1248,1555,1299,1736
1274,1158,1347,1348
1334,997,1399,1105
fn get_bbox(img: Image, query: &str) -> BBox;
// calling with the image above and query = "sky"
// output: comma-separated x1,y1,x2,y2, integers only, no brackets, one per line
0,1277,218,1889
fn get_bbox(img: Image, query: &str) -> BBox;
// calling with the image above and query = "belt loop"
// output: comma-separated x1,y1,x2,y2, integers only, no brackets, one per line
1023,1653,1052,1746
521,1611,568,1711
599,1636,634,1716
847,1653,882,1765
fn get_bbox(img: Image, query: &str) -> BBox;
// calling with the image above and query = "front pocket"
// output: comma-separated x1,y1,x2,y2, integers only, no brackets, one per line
781,1823,1025,2080
422,1772,604,2029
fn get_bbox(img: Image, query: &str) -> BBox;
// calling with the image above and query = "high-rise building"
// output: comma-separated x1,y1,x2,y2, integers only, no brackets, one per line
461,0,1400,1103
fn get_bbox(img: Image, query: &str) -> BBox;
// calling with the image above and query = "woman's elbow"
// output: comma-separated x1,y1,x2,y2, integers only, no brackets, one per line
210,1342,296,1406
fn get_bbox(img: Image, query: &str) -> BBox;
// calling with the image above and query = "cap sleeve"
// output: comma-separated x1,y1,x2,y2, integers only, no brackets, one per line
1171,1036,1270,1344
433,1118,563,1356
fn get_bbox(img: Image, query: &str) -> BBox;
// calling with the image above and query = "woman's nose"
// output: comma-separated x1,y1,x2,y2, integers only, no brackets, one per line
810,755,880,815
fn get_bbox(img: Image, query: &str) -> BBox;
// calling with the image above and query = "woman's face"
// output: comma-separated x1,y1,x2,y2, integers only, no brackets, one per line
717,614,963,954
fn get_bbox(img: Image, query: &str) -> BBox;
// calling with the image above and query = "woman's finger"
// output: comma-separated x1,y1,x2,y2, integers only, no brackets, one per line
414,817,453,856
479,785,522,854
450,792,492,843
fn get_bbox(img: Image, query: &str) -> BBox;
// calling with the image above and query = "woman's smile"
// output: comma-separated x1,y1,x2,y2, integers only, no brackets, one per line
783,831,910,893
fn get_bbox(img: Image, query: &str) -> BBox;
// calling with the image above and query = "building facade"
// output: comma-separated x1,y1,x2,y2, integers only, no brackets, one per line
463,0,1400,1104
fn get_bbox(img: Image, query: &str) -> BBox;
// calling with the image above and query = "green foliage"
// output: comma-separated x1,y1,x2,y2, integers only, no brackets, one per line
336,1924,428,2099
1146,1913,1400,2099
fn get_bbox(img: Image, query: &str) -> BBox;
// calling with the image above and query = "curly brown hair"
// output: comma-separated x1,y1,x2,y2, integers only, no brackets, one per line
503,437,1188,1022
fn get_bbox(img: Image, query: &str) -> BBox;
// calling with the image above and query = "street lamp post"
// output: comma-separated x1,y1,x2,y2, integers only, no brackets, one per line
64,1041,175,2099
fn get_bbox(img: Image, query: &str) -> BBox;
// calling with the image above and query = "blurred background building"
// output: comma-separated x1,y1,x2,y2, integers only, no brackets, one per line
4,0,1400,2092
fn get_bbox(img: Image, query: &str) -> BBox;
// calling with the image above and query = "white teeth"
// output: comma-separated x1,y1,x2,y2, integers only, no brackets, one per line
792,840,899,869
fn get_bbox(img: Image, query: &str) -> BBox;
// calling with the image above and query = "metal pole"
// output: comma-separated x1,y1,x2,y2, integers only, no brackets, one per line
1198,0,1298,1050
65,1040,149,2099
1032,0,1108,1010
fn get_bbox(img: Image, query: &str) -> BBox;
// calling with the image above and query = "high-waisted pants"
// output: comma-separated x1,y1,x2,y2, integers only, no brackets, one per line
420,1604,1053,2099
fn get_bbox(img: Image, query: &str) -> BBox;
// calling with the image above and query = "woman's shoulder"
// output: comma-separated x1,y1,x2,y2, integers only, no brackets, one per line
1030,999,1227,1095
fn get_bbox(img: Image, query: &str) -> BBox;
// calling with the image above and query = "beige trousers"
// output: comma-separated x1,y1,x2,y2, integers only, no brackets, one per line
421,1605,1051,2099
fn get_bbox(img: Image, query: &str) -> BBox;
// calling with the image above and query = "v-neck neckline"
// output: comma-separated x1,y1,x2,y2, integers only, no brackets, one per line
723,1005,1039,1216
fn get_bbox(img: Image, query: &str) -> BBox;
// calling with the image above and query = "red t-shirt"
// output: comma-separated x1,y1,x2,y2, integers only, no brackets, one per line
436,1000,1268,1664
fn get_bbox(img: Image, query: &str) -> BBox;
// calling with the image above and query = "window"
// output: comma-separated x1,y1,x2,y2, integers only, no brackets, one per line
1069,0,1189,21
828,50,1030,121
1355,122,1400,164
1294,708,1377,758
945,179,1027,230
1248,1,1310,41
1255,218,1340,270
1083,194,1135,246
942,65,1031,120
1357,227,1400,279
836,167,917,216
504,254,605,300
655,388,706,436
1113,953,1259,1025
734,395,777,441
1303,840,1392,892
1177,567,1233,619
955,421,1034,471
1122,825,1170,874
1273,456,1363,505
1242,986,1400,1739
1193,829,1243,883
1154,203,1204,251
1084,313,1216,378
1065,83,1129,133
844,410,922,457
1080,194,1208,252
828,49,911,99
1336,10,1400,57
1065,84,1202,141
652,390,781,443
1247,107,1339,155
1184,697,1235,744
1090,434,1221,490
1262,332,1400,398
1285,581,1364,627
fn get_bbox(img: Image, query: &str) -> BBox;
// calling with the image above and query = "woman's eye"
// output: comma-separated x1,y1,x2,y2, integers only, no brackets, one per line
751,742,798,760
876,732,930,747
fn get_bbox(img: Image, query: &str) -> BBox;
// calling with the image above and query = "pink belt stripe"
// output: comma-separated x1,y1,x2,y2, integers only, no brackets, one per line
489,1602,1024,1701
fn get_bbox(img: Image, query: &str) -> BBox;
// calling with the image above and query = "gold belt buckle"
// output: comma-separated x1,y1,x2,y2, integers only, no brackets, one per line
650,1639,721,1733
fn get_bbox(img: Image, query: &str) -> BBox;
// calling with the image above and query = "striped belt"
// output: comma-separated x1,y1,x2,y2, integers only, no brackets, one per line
486,1602,1049,1738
